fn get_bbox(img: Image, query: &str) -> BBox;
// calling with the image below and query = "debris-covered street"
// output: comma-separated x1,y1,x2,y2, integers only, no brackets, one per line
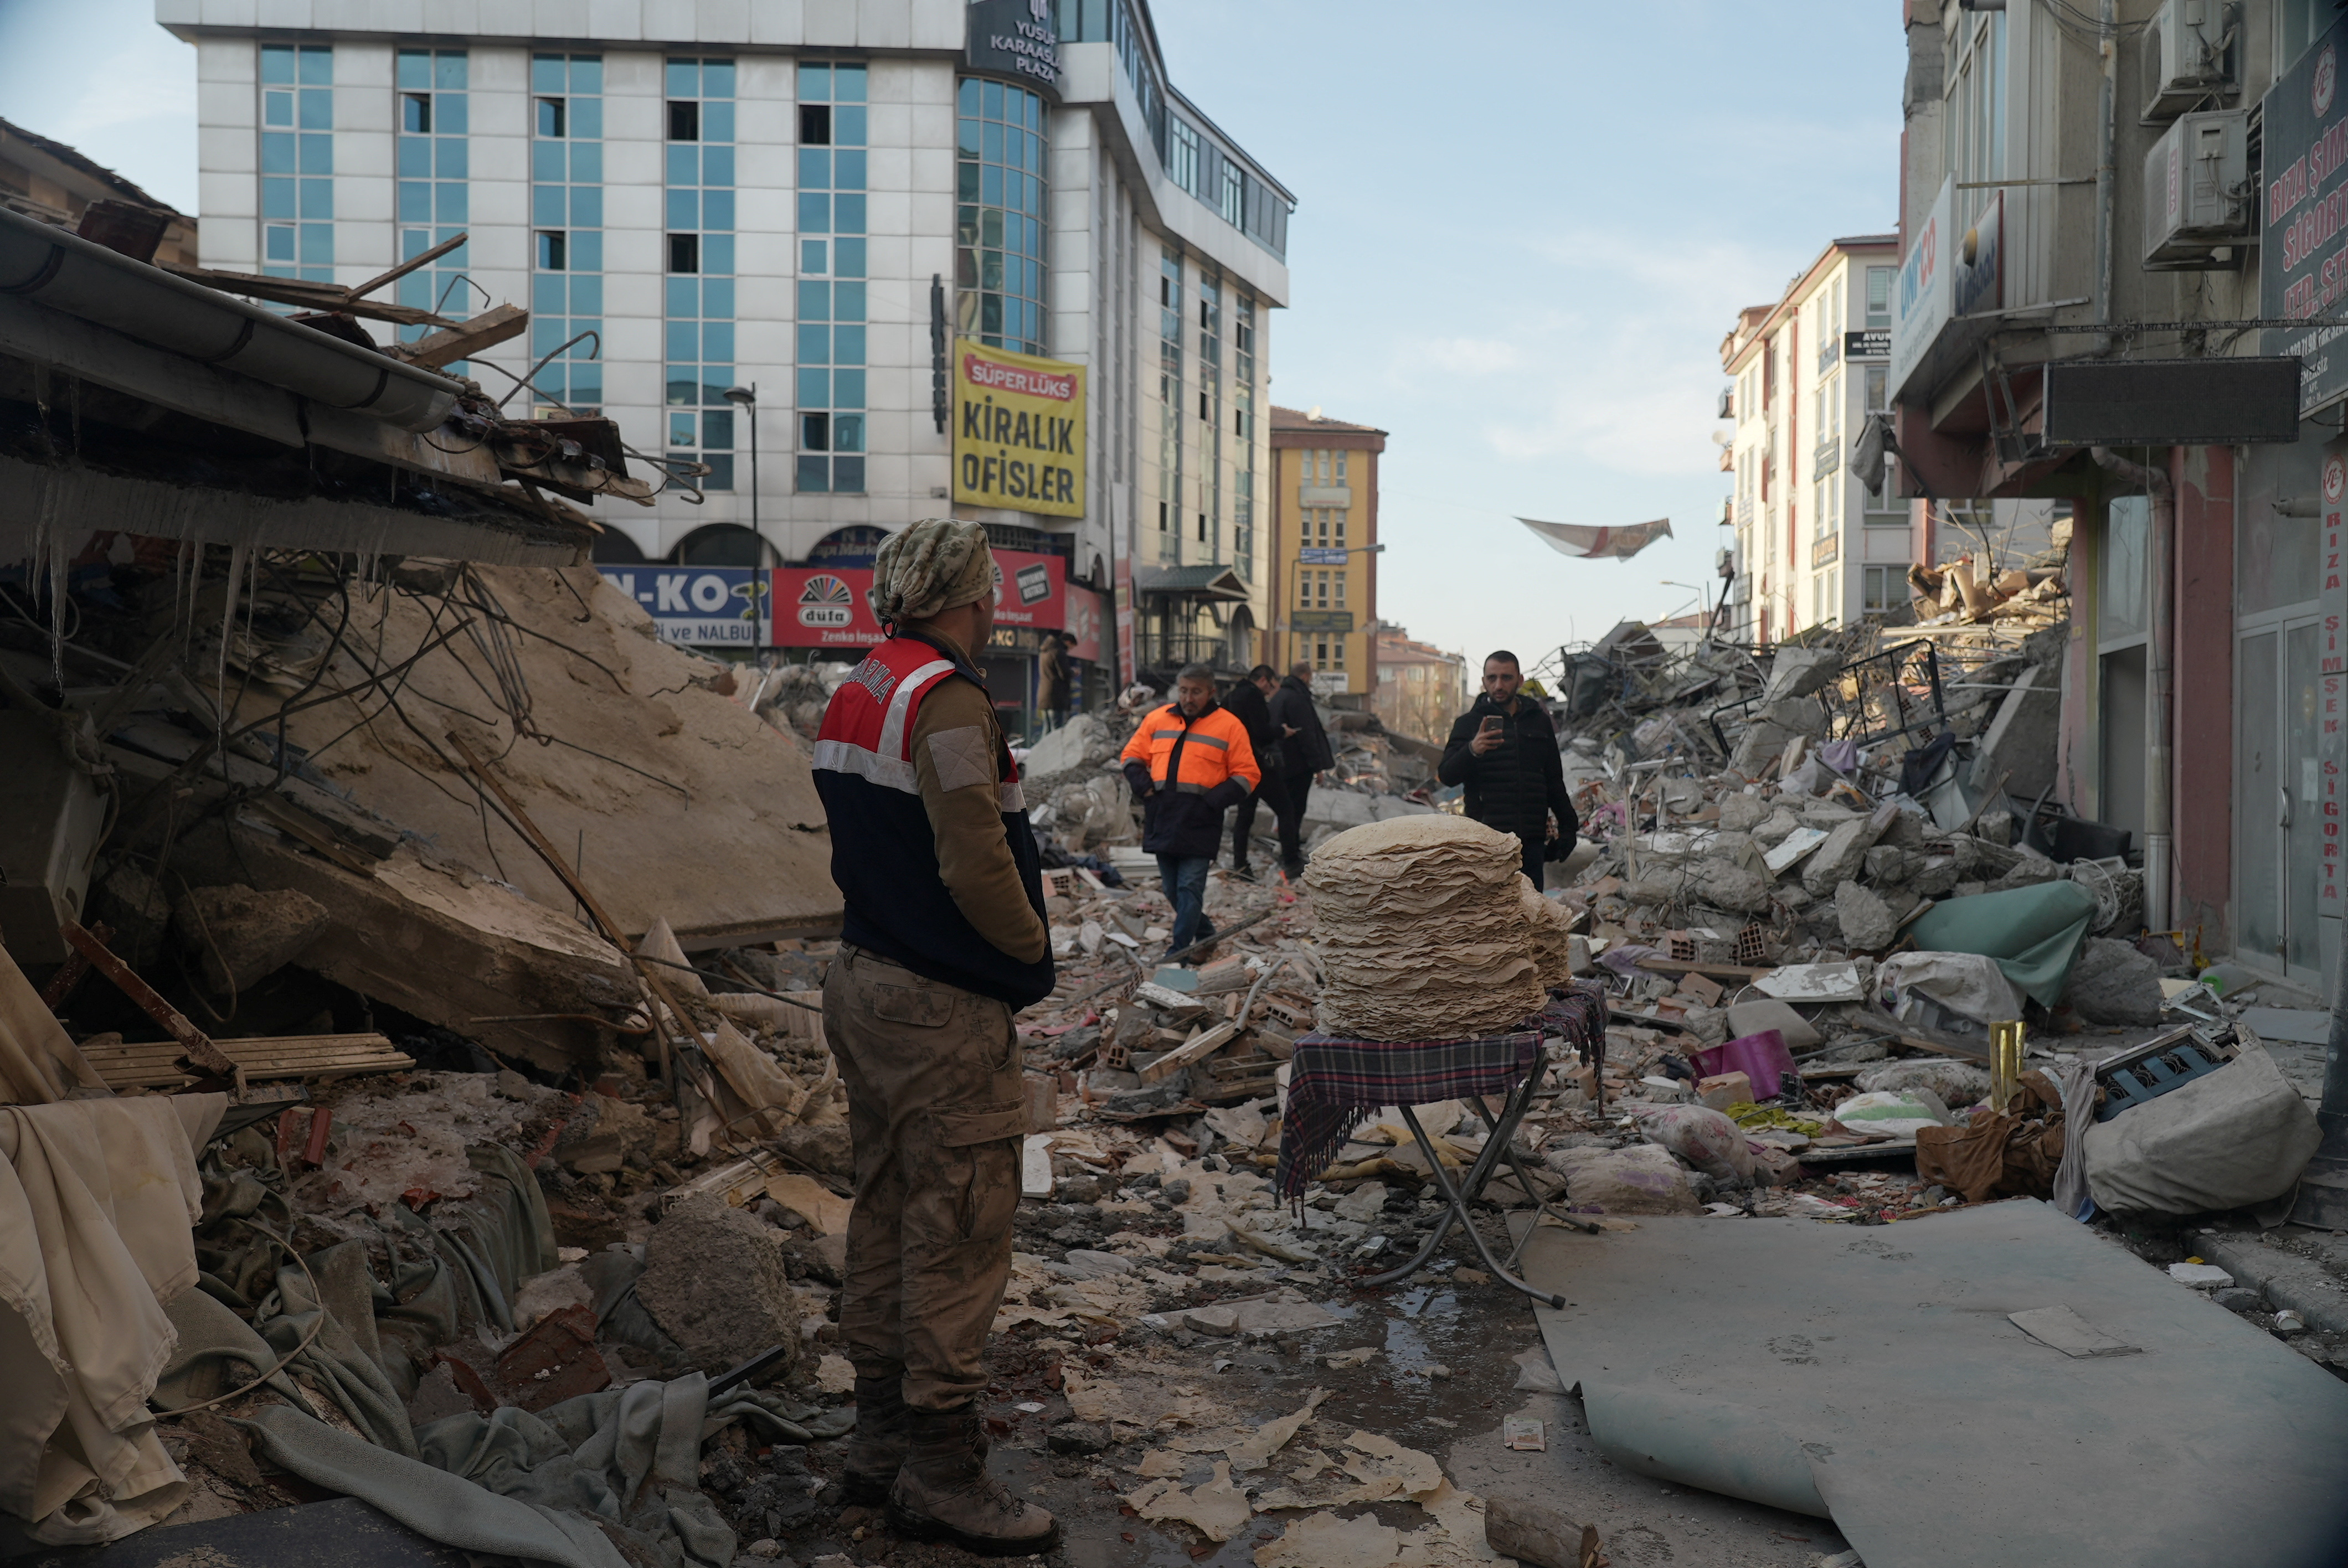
11,3,2348,1566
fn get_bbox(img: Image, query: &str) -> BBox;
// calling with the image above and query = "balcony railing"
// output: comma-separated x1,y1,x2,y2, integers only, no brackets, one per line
1135,631,1241,672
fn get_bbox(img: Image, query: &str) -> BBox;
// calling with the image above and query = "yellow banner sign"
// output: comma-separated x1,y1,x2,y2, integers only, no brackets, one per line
951,337,1086,518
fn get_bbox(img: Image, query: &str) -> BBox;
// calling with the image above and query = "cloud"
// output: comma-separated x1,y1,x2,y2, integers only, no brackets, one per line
1402,337,1526,376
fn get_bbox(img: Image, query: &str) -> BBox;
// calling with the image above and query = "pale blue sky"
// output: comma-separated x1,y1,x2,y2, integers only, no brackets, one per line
0,0,1908,672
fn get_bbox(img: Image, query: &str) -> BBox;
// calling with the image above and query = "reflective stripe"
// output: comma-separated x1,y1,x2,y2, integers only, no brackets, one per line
812,737,919,795
1183,732,1230,750
1173,781,1211,795
879,659,957,760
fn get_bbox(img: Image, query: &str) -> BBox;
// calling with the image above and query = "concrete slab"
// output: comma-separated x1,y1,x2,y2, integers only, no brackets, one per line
1520,1202,2348,1568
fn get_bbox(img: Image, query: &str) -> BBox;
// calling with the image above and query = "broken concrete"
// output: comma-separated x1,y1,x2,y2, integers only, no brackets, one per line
635,1194,804,1379
2066,937,2165,1025
1834,880,1898,951
173,883,330,993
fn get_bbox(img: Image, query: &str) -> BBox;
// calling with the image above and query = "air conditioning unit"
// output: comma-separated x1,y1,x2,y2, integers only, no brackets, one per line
1716,546,1736,580
1717,387,1734,420
2142,0,2239,122
2143,109,2251,270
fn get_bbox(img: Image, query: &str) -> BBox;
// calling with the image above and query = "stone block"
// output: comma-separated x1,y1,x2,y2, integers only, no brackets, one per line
635,1194,804,1378
1835,880,1899,950
2066,937,2164,1024
174,883,331,992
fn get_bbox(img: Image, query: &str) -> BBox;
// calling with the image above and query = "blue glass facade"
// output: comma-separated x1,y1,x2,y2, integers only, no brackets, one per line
956,77,1047,355
260,43,333,282
666,57,737,490
532,53,604,412
396,49,468,359
795,61,867,495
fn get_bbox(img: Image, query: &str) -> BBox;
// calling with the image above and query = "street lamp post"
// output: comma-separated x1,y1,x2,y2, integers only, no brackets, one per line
723,384,759,543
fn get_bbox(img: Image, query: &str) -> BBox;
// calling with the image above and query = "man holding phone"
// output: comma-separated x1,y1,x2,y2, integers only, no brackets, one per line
1438,649,1578,889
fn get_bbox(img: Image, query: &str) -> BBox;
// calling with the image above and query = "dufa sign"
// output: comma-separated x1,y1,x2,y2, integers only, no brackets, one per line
950,337,1087,518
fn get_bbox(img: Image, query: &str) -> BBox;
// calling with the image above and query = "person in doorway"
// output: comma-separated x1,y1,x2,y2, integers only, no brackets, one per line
811,520,1060,1556
1120,663,1261,957
1438,648,1579,890
1036,631,1074,732
1223,664,1280,880
1266,660,1335,879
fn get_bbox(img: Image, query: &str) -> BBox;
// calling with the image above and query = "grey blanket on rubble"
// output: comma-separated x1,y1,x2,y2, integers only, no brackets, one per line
235,1373,852,1568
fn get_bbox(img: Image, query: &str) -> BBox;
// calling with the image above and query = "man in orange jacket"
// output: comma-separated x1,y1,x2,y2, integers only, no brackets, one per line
1120,664,1261,957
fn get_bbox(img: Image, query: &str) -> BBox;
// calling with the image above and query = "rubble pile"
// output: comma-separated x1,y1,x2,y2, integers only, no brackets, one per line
8,537,2347,1568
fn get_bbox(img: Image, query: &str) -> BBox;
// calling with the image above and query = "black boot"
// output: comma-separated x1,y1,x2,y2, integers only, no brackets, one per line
841,1374,908,1504
885,1402,1059,1556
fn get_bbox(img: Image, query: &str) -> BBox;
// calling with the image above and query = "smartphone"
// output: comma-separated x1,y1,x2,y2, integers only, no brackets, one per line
1478,715,1504,736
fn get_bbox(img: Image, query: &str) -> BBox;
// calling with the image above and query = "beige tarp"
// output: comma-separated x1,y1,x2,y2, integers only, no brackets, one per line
0,1092,226,1543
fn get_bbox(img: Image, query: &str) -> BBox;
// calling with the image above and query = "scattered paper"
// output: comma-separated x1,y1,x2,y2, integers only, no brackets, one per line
1127,1460,1253,1541
2009,1304,2141,1359
762,1172,851,1236
1502,1417,1546,1452
1135,1448,1187,1478
1227,1389,1329,1471
813,1353,855,1395
1253,1509,1400,1568
1326,1347,1379,1369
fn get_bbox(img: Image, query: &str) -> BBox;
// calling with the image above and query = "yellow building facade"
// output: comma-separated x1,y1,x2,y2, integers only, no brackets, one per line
1269,405,1386,695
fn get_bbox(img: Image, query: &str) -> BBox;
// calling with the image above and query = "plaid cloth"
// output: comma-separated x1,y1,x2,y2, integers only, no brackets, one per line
1273,983,1610,1201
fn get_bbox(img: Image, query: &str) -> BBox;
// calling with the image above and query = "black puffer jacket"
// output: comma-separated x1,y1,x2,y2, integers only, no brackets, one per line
1224,680,1277,782
1437,695,1578,854
1268,674,1335,777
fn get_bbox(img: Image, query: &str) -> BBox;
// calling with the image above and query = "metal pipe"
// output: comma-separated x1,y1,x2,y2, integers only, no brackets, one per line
2092,0,2118,353
2094,447,2174,933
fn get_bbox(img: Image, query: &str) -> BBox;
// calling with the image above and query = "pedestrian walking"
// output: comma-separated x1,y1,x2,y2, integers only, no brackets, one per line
1036,631,1074,731
1437,648,1579,890
1119,663,1261,957
1265,659,1335,879
810,519,1060,1556
1223,663,1280,880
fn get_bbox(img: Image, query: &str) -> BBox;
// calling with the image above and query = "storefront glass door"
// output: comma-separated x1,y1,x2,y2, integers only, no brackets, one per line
2237,616,2325,984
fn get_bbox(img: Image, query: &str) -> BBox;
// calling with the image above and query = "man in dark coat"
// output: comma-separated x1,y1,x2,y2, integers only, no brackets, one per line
1222,666,1279,880
1265,661,1336,879
1437,649,1579,890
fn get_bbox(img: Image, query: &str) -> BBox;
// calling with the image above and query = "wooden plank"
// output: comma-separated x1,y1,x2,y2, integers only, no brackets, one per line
1138,1020,1239,1085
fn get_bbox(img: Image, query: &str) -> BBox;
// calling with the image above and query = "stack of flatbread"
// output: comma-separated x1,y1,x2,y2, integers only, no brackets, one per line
1306,814,1545,1040
1518,876,1579,990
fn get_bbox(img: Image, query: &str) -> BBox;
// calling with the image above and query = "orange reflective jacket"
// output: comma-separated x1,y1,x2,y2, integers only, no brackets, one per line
1118,701,1261,858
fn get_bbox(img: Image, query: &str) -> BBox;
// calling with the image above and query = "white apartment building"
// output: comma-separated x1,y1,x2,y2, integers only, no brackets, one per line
1720,234,1913,642
157,0,1291,682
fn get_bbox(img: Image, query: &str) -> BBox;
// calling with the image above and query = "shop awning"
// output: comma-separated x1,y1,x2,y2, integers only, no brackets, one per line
1136,564,1249,602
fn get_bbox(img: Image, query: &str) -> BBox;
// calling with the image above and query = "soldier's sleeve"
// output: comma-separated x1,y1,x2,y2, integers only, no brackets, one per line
909,676,1049,964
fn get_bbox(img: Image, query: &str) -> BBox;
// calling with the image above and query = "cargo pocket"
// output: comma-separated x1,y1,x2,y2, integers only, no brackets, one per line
870,982,955,1028
937,1103,1029,1241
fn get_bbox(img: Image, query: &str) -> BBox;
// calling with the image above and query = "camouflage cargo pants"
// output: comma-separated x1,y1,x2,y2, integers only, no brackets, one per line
823,945,1030,1411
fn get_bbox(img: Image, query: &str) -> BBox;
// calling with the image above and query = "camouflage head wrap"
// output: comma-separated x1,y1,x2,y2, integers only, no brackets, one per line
868,519,995,630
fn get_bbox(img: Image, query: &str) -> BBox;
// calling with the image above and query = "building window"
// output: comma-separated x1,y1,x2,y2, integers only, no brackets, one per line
798,61,869,494
1865,266,1893,331
260,43,334,282
530,53,601,411
395,49,468,350
667,57,737,491
1170,118,1199,195
1863,564,1909,616
1198,269,1222,560
1158,249,1183,561
956,76,1047,356
1233,291,1257,580
1947,10,2006,230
